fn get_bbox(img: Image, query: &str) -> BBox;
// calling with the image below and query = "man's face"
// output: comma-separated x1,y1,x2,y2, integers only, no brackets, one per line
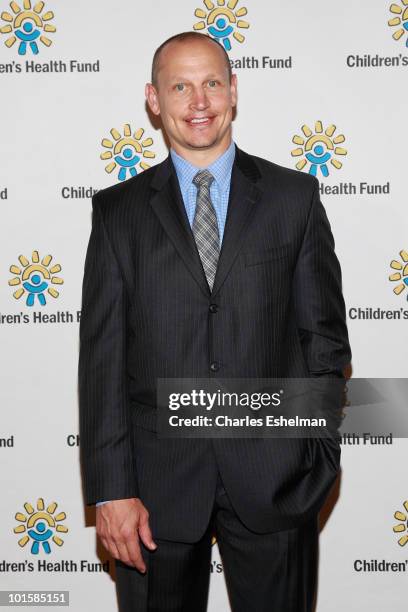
146,39,237,157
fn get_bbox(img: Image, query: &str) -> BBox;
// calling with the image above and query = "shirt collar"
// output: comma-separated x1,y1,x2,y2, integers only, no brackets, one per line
170,141,236,193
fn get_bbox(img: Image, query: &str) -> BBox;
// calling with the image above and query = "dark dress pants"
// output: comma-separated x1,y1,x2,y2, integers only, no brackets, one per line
115,470,318,612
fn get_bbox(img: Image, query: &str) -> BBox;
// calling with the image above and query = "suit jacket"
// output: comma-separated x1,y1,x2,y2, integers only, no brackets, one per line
78,146,351,542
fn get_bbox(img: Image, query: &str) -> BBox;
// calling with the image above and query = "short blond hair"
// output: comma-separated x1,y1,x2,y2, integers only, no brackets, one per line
151,31,232,87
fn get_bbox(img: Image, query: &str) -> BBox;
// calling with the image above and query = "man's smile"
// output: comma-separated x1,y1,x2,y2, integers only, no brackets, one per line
184,116,215,128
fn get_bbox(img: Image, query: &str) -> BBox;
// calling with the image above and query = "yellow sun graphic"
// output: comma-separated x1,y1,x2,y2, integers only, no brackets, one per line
388,1,408,44
193,0,249,51
8,250,63,307
393,500,408,546
389,249,408,297
14,498,68,553
291,121,347,177
0,1,56,55
100,124,156,182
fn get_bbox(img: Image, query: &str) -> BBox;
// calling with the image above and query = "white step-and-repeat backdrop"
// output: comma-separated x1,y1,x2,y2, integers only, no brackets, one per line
0,1,407,610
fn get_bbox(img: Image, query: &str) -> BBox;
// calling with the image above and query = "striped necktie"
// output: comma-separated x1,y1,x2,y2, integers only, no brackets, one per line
192,170,220,291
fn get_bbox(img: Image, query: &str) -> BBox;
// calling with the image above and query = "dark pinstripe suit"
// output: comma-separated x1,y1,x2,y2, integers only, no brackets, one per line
79,145,350,546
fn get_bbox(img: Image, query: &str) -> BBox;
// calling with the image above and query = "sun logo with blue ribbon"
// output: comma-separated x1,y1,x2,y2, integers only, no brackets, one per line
291,121,347,177
193,0,249,51
389,250,408,299
8,251,63,307
388,1,408,46
393,500,408,546
14,498,68,554
0,0,56,55
100,124,156,182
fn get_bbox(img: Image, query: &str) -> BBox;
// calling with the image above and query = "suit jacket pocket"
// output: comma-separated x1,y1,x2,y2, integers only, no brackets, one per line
244,245,291,266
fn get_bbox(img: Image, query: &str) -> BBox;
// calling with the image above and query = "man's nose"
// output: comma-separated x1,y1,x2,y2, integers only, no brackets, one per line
190,87,209,109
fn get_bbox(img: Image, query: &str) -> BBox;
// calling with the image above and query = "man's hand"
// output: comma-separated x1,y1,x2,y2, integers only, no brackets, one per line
96,498,157,572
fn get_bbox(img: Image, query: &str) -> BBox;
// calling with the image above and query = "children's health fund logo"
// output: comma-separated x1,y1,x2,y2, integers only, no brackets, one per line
14,498,68,554
193,0,249,51
8,250,63,306
0,0,55,55
389,250,408,299
291,121,347,177
393,499,408,546
100,124,156,182
388,1,408,46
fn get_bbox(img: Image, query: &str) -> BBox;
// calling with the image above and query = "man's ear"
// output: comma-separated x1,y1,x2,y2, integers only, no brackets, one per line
230,74,238,107
145,83,160,116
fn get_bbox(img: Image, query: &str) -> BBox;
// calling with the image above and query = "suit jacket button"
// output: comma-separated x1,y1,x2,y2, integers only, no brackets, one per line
209,304,218,314
210,361,220,372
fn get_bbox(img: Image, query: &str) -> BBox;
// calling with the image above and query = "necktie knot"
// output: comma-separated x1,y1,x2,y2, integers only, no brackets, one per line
192,169,214,189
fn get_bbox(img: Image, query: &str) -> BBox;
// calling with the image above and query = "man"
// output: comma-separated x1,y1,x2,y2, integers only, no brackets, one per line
79,31,351,612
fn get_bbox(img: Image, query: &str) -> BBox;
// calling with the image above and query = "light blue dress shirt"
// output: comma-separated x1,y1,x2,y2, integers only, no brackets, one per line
170,140,236,244
96,142,236,507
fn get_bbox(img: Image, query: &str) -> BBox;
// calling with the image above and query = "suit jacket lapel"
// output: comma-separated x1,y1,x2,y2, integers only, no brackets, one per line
149,156,210,298
211,147,263,298
149,147,263,299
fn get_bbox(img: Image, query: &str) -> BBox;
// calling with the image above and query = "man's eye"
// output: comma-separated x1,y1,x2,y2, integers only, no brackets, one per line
176,83,185,92
208,80,217,87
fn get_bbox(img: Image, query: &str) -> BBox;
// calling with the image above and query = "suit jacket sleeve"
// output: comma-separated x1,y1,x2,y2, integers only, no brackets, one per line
78,194,138,505
293,179,351,378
